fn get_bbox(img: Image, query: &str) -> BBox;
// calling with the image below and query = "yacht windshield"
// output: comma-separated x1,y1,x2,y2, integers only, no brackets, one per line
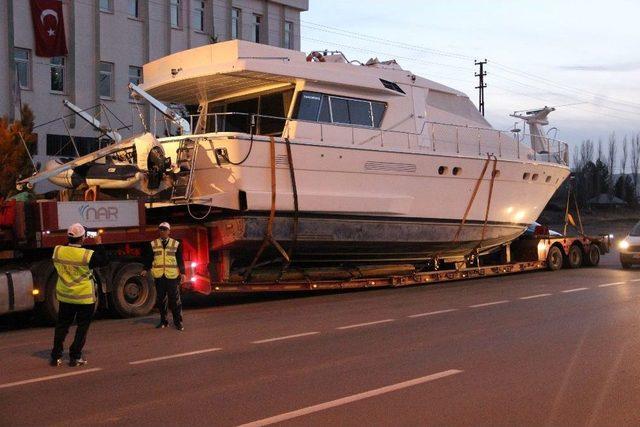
205,90,293,136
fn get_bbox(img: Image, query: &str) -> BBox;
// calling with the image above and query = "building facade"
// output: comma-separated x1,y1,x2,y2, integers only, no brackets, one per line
0,0,307,176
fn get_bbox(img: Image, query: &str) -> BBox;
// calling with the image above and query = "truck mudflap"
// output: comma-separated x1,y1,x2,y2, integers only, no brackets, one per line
0,270,35,315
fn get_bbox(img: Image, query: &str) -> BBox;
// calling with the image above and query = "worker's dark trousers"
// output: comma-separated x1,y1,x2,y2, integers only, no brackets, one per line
155,276,183,325
51,302,95,360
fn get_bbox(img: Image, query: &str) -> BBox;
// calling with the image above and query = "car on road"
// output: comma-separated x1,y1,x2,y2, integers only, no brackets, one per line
618,220,640,268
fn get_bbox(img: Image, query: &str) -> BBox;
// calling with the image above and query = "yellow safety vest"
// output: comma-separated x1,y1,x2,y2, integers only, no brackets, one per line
52,245,96,305
151,238,180,279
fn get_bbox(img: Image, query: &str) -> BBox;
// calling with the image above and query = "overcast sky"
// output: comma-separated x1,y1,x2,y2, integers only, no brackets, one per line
301,0,640,165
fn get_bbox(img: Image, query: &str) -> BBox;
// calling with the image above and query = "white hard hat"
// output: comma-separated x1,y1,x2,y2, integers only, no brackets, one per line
158,222,171,230
67,223,86,238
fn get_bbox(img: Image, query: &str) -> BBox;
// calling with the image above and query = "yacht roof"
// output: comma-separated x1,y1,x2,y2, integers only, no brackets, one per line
142,40,466,104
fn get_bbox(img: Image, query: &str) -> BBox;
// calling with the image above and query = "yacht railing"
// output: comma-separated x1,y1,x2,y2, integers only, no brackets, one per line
186,112,569,166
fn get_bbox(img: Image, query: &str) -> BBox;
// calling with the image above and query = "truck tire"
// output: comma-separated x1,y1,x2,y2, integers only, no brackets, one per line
565,245,583,269
108,263,156,318
546,245,564,271
584,245,601,267
38,272,59,324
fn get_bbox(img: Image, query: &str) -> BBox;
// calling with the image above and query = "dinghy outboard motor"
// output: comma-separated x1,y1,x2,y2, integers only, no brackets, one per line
146,145,171,189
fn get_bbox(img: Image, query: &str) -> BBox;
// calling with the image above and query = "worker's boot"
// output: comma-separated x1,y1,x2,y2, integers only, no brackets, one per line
174,323,184,331
49,358,62,367
156,321,168,329
69,358,88,367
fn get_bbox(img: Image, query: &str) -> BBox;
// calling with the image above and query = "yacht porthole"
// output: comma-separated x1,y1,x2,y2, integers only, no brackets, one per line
532,173,539,181
438,166,448,175
545,176,552,183
452,167,462,176
523,172,530,180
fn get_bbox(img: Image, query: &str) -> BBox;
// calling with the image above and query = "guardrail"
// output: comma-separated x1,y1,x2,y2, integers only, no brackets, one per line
187,112,569,166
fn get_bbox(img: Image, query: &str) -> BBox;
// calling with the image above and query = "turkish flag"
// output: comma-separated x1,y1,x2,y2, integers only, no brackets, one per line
30,0,68,57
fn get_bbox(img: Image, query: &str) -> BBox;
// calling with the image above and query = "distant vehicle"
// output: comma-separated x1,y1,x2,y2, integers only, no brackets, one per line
618,220,640,268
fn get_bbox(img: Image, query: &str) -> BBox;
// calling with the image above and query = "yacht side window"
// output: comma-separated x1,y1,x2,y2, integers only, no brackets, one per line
296,92,322,120
294,91,387,128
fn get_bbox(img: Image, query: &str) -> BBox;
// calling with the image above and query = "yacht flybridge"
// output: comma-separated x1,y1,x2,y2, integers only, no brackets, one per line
23,40,570,269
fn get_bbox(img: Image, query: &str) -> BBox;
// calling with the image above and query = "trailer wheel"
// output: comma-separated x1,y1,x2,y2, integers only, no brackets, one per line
108,263,156,318
566,245,583,269
546,245,564,271
38,272,59,324
584,245,600,267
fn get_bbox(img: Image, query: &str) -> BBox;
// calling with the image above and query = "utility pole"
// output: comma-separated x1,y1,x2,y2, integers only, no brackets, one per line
475,59,487,116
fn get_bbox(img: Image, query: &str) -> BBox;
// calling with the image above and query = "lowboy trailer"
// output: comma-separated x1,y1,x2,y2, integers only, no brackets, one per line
0,199,611,322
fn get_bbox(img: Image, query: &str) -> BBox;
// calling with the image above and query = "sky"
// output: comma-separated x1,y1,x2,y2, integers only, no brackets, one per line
301,0,640,168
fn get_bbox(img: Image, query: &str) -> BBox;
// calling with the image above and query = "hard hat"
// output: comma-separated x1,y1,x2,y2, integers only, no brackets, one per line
158,222,171,230
67,223,86,238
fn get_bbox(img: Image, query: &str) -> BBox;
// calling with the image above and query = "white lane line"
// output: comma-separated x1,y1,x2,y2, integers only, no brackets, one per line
337,319,395,330
0,368,103,389
469,300,509,308
598,282,625,288
629,279,640,282
252,332,320,344
408,309,458,318
562,287,589,293
237,369,463,427
129,348,221,365
519,293,552,300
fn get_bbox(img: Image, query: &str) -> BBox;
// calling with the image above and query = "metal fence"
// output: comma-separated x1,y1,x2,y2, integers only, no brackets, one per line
187,112,569,166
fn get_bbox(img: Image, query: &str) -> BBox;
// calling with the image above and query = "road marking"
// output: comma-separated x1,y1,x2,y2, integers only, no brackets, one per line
598,282,625,288
129,348,221,365
237,369,463,427
562,287,589,293
0,368,102,389
408,309,458,318
252,332,320,344
519,293,552,300
469,300,509,308
629,279,640,282
337,319,395,330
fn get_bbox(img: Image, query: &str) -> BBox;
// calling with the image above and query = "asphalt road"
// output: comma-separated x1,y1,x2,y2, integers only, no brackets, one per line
2,252,640,426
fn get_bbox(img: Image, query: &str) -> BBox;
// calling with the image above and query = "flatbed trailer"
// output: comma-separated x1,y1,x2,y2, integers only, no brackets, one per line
0,199,611,322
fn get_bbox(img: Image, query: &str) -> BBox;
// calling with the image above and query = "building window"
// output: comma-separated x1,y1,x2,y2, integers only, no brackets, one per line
231,8,240,39
99,0,113,13
99,62,114,100
252,14,261,43
128,0,139,18
14,48,31,90
284,21,293,49
128,66,142,98
50,57,65,93
46,134,100,157
170,0,181,28
193,1,205,32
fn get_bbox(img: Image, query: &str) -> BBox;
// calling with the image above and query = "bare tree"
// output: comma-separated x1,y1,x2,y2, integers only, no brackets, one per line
632,134,640,201
597,138,603,162
579,139,594,169
620,135,628,176
607,133,617,196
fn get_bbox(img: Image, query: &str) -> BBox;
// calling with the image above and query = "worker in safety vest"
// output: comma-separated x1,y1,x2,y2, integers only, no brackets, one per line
141,222,186,331
50,223,107,367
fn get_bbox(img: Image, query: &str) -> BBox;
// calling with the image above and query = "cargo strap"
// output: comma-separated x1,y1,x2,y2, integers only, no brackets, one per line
452,154,493,244
277,137,300,281
243,136,290,283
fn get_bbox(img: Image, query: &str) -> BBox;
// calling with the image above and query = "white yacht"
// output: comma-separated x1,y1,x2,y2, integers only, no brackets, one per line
31,40,571,268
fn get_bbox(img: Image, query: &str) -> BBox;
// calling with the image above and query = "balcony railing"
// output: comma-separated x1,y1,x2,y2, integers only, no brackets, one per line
186,112,569,166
